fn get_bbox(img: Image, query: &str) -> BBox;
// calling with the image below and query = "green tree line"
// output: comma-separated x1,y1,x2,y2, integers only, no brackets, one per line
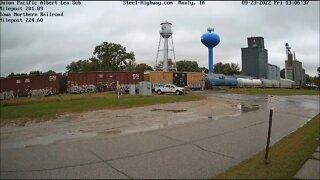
7,70,57,77
66,42,241,75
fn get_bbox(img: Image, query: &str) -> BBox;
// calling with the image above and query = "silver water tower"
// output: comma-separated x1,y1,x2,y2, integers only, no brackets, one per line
155,21,177,72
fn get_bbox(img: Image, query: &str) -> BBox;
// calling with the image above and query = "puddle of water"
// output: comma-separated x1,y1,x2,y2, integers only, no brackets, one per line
207,103,259,120
1,131,97,149
151,109,187,113
208,113,242,120
123,113,205,134
123,124,162,134
115,115,130,118
98,130,122,134
51,118,71,125
236,103,259,113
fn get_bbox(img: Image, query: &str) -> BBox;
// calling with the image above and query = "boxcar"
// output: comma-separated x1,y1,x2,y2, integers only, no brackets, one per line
67,71,144,93
0,74,61,99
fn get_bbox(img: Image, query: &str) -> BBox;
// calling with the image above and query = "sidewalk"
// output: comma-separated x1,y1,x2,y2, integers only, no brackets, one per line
294,146,320,179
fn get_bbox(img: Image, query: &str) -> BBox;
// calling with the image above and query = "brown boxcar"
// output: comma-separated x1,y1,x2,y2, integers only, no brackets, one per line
186,72,205,90
67,71,144,90
0,74,61,97
115,72,142,85
144,71,173,84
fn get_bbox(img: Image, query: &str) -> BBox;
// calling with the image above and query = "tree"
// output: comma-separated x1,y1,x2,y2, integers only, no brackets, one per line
318,67,320,75
7,72,28,77
199,67,208,73
229,63,241,75
305,74,312,84
45,70,56,74
8,72,15,77
214,62,224,74
214,62,240,75
305,74,320,86
135,63,153,72
29,70,42,75
59,75,68,93
176,60,200,72
280,68,285,78
93,42,135,71
66,60,89,72
155,59,176,71
124,61,137,71
66,42,135,72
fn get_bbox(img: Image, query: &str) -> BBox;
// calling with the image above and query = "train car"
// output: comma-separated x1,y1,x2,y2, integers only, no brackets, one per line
67,71,143,93
173,72,187,87
0,73,61,99
144,71,173,89
237,78,262,88
261,79,280,88
207,74,238,87
186,72,205,90
279,78,294,89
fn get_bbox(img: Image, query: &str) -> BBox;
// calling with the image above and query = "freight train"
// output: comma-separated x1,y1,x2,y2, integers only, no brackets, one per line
0,71,296,100
0,71,144,100
0,73,62,99
206,75,295,88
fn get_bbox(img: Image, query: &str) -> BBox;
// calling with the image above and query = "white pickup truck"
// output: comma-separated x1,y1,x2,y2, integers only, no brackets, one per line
154,84,184,95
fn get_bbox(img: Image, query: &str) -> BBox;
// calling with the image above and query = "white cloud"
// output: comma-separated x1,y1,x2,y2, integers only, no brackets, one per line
1,1,319,76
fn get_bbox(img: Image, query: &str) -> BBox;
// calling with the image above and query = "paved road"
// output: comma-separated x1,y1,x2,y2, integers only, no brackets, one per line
1,94,319,179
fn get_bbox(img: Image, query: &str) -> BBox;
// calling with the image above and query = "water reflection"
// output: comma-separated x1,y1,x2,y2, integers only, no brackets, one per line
1,131,97,149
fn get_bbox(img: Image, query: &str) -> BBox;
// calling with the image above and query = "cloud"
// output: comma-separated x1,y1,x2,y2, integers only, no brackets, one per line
1,1,319,77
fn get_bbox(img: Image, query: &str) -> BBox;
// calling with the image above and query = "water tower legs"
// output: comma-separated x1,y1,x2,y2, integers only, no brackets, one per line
163,38,168,72
208,48,214,79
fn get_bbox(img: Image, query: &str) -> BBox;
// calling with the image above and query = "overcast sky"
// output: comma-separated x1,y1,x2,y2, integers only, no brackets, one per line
1,1,319,77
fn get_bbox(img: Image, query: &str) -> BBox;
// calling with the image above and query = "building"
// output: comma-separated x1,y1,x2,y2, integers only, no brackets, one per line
241,37,268,78
284,43,305,87
267,64,280,80
302,68,306,85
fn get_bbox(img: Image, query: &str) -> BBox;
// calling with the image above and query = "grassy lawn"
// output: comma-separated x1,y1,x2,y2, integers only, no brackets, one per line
214,114,320,179
224,88,319,96
0,92,204,124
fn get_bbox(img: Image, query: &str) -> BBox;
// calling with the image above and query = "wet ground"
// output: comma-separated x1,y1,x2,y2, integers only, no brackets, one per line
1,92,313,149
1,95,247,148
1,92,319,179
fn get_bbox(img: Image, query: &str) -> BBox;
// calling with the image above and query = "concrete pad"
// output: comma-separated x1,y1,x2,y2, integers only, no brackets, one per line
194,122,267,160
1,95,318,179
270,111,310,145
109,144,232,179
0,162,128,179
294,159,320,179
154,109,268,143
72,132,183,161
1,143,100,172
312,152,320,160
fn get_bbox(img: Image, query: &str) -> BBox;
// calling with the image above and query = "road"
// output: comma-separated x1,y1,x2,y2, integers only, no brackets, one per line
1,93,319,179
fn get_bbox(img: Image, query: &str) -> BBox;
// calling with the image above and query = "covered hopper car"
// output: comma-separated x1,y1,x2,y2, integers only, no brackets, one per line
279,78,294,88
261,79,280,88
237,78,262,88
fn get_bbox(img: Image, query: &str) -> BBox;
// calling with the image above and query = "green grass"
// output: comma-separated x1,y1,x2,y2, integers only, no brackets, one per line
214,114,320,179
0,92,204,124
224,88,319,96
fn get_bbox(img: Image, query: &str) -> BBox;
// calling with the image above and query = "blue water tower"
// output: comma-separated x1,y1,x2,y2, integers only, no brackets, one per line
201,27,220,79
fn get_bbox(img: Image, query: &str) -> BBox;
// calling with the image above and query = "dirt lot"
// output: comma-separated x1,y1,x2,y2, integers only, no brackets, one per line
1,95,241,148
